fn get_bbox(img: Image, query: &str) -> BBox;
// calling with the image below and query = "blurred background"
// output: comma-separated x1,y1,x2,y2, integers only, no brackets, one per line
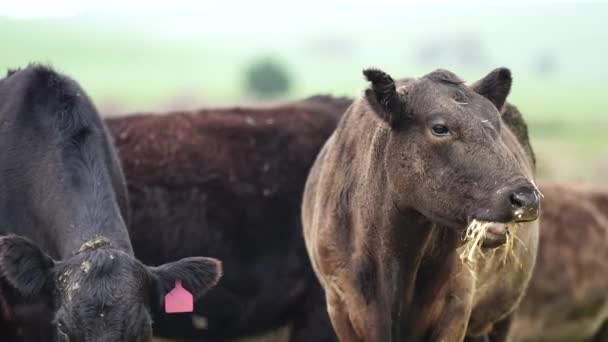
1,0,606,183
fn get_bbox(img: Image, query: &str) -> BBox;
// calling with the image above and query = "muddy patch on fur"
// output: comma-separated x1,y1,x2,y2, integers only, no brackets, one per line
78,237,112,253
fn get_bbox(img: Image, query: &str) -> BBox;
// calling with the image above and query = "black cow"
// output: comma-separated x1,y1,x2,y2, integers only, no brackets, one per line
0,65,222,342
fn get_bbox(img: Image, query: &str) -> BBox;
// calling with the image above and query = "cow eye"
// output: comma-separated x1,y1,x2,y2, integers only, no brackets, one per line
431,124,450,137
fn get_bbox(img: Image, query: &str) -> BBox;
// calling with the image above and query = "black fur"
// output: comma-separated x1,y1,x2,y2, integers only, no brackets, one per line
0,236,54,298
5,68,19,78
502,103,536,165
151,257,223,301
471,67,512,110
363,68,406,126
105,95,351,341
425,69,465,85
0,65,221,342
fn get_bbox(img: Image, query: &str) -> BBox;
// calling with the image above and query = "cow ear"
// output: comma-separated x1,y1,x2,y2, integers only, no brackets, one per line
471,67,512,110
0,235,55,297
148,257,222,302
363,68,406,127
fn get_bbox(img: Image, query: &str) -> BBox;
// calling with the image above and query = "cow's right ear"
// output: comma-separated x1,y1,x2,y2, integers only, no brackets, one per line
363,68,407,128
0,235,55,298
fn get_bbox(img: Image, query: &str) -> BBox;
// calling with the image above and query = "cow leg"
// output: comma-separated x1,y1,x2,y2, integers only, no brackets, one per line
428,274,475,342
324,291,362,342
428,305,471,342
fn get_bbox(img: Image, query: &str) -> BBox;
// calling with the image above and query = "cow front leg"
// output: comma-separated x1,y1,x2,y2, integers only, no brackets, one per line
428,277,475,342
324,290,363,342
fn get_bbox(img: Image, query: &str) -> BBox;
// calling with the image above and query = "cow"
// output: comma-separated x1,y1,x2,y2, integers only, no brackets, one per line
0,65,222,342
512,182,608,342
106,93,535,341
105,95,351,341
302,67,540,341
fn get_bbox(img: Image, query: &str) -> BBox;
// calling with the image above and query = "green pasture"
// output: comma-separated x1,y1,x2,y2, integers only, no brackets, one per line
1,2,606,183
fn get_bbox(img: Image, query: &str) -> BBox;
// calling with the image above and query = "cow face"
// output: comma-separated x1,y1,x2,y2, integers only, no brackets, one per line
363,68,540,242
0,235,222,342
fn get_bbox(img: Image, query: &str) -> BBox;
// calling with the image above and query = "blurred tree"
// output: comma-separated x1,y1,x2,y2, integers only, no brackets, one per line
245,58,291,99
414,33,488,68
534,52,557,77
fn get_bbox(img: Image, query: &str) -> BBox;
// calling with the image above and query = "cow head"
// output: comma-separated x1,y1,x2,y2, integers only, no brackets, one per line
362,67,540,247
0,235,221,341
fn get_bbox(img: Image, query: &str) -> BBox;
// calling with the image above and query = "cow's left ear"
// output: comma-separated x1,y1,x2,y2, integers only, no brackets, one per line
0,235,55,298
471,67,512,110
148,257,222,302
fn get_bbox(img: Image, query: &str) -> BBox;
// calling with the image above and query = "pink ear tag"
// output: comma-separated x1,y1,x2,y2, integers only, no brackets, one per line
164,279,194,314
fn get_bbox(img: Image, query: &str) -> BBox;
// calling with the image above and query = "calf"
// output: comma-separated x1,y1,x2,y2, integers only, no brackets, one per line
302,68,540,341
0,65,222,342
512,182,608,342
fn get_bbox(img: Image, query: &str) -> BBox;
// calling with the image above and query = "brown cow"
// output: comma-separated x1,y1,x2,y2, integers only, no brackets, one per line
302,68,540,341
512,182,608,342
105,96,351,341
107,95,535,342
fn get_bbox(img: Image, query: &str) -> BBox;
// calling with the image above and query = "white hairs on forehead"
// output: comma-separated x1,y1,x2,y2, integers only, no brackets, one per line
396,78,417,96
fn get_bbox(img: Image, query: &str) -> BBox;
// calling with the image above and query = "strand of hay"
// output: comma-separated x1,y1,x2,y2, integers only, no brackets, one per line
531,179,544,198
458,220,522,268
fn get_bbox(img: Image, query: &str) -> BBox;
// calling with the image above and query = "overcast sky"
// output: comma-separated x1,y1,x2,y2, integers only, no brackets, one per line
0,0,597,18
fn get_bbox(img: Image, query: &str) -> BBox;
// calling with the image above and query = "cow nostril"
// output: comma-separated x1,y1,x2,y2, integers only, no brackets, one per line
510,188,539,209
510,192,527,208
509,187,540,214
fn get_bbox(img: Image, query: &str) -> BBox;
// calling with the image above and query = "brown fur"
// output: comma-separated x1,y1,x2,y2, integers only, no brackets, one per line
512,182,608,342
302,68,540,341
107,93,535,341
104,96,351,341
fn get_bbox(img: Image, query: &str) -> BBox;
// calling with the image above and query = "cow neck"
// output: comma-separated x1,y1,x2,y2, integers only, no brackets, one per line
381,205,462,340
45,185,133,260
56,132,133,259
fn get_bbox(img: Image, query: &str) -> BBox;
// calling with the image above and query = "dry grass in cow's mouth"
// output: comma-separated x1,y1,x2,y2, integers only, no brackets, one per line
458,220,524,267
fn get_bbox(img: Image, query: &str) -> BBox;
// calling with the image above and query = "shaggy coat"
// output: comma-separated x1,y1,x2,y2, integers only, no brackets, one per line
105,96,351,341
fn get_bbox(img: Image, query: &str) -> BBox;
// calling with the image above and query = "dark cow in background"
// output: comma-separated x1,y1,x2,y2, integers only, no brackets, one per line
0,65,222,342
106,95,351,341
512,182,608,342
302,68,540,341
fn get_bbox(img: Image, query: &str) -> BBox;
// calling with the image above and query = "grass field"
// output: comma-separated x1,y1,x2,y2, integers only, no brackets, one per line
1,2,606,182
